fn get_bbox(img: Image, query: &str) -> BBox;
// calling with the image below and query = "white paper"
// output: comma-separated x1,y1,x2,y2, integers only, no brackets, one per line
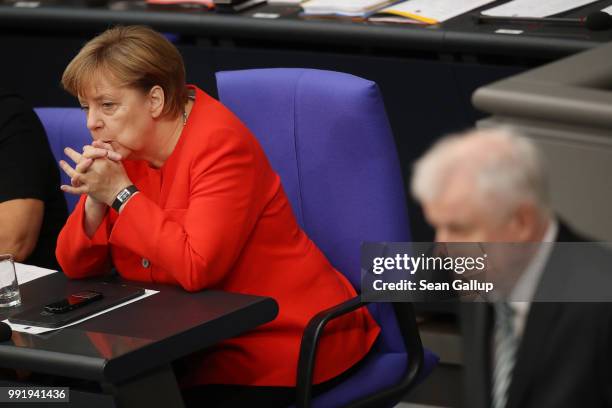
482,0,597,18
4,289,158,335
15,263,57,285
13,1,40,7
252,12,281,18
602,5,612,14
267,0,302,4
368,15,425,24
302,0,395,16
495,28,524,34
376,0,496,23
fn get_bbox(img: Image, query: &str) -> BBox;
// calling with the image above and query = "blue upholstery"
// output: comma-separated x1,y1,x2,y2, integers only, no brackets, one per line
34,107,90,213
216,68,438,407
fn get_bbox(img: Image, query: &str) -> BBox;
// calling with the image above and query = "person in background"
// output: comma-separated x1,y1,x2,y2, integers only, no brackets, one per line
0,89,67,269
411,127,612,408
55,25,379,407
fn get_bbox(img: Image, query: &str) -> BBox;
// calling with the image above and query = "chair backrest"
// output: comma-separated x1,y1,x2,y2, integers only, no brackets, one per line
216,68,412,358
34,107,90,213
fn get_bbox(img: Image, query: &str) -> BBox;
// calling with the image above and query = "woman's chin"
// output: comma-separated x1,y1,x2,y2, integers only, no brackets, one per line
113,146,133,160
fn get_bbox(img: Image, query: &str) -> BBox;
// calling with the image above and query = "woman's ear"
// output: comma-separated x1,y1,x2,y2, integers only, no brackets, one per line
148,85,165,118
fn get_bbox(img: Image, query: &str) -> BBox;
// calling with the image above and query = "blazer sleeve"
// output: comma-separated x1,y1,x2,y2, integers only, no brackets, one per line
55,195,112,278
108,127,266,292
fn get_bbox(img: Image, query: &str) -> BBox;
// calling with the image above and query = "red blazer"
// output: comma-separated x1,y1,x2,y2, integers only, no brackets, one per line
56,87,380,387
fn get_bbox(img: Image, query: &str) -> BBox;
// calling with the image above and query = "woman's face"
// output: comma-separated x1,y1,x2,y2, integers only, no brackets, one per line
78,75,156,160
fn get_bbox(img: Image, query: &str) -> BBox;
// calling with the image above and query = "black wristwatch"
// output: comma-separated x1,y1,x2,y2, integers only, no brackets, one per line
111,185,138,212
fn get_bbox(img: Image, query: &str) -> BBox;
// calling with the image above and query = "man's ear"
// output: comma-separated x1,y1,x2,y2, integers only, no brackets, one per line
149,85,165,119
511,202,539,242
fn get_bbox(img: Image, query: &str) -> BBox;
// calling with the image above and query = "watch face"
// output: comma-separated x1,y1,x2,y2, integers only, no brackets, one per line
117,189,131,202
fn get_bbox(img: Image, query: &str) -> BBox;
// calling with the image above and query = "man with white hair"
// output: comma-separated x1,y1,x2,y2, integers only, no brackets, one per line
412,127,552,244
412,127,612,408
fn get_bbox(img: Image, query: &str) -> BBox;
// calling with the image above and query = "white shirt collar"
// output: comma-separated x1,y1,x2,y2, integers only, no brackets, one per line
510,218,558,303
509,218,558,337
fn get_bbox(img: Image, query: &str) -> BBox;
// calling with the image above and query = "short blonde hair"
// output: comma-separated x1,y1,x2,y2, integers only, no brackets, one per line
62,25,187,119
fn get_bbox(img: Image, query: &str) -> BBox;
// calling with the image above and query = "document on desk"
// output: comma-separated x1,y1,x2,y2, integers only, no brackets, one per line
481,0,597,17
602,5,612,14
3,289,158,335
301,0,396,17
146,0,214,7
267,0,303,4
370,0,495,24
14,262,57,285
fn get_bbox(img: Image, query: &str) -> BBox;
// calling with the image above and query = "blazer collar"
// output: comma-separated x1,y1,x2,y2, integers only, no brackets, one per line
505,219,583,407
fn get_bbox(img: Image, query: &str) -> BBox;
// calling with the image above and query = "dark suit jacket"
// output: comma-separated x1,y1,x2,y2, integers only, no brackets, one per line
461,222,612,408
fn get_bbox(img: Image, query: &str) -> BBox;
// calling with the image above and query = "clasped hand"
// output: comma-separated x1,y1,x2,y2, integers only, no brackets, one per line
59,140,132,207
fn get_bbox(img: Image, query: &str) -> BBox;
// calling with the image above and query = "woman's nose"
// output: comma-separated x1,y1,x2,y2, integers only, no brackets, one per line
86,109,103,131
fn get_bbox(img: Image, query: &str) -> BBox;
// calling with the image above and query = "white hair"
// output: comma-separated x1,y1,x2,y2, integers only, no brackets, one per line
411,127,551,219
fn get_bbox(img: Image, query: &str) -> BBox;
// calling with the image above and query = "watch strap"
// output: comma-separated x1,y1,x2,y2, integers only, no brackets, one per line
111,185,138,212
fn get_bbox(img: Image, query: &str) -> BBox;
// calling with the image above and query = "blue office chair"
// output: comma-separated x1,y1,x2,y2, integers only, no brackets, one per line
216,68,438,408
34,107,91,213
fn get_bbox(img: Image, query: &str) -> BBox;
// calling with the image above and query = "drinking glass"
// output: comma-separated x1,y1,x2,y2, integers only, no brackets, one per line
0,255,21,308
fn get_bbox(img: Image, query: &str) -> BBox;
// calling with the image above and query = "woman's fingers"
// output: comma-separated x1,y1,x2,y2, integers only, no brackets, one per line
59,160,78,180
75,157,93,174
91,140,114,151
82,145,109,159
60,184,87,195
64,147,83,165
106,150,122,161
85,143,122,161
61,157,93,187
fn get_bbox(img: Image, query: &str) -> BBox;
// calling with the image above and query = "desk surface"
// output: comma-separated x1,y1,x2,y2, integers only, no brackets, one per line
0,273,278,384
1,0,612,59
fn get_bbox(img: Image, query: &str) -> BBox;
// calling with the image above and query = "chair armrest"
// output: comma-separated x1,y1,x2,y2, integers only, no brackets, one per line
295,299,425,408
296,296,367,408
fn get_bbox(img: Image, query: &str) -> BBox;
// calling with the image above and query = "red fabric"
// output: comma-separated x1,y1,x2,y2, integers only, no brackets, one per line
56,87,380,387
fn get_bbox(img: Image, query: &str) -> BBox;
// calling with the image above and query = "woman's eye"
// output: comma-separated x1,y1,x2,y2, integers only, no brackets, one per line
80,106,89,112
102,102,115,109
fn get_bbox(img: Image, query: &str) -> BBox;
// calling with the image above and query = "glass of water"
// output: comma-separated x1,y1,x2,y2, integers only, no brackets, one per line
0,255,21,308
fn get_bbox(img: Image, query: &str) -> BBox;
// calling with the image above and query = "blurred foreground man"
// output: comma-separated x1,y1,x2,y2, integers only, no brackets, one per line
411,127,612,408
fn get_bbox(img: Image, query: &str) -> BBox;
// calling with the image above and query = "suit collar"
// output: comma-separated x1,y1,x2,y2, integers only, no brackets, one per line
555,219,587,243
462,302,494,408
505,219,583,407
505,302,563,408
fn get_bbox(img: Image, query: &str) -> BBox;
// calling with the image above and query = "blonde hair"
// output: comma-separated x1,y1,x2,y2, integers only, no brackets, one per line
62,25,187,119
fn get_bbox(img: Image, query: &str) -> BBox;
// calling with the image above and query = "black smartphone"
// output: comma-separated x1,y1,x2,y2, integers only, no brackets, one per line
43,290,104,314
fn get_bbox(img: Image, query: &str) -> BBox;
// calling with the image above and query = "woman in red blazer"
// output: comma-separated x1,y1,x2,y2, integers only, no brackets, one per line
55,26,379,406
